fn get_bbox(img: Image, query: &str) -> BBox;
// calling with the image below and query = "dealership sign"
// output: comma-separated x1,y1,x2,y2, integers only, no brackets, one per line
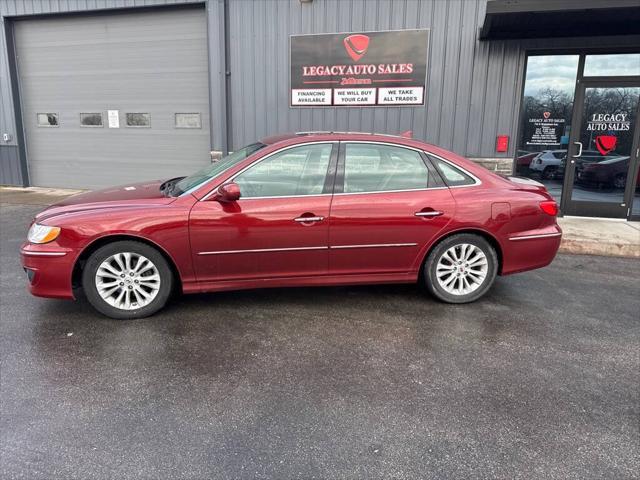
290,30,429,107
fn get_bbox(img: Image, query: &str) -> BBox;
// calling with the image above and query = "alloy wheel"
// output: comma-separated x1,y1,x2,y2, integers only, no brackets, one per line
94,252,161,310
435,243,489,296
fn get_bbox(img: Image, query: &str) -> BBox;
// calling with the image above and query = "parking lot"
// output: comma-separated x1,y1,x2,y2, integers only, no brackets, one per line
1,202,639,479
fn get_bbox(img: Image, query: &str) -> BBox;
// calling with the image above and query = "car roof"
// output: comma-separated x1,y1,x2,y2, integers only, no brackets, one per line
260,131,413,145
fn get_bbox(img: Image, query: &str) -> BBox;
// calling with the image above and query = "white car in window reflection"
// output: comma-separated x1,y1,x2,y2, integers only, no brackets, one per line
529,150,567,180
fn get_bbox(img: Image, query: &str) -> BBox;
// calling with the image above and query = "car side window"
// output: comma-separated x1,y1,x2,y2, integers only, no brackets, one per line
235,144,332,198
343,143,429,193
430,157,477,186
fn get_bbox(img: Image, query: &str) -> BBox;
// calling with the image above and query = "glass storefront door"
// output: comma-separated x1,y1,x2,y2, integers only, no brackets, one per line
562,82,640,218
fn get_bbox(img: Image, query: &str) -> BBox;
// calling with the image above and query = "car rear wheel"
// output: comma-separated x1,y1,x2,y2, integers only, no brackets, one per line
424,233,498,304
82,240,173,319
542,166,558,180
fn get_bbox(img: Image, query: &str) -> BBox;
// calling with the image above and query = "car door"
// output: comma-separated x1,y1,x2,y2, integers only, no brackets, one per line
189,142,338,283
328,142,456,276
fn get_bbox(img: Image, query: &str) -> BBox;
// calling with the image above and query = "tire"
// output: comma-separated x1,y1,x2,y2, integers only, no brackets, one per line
542,166,557,180
613,174,626,189
424,233,498,304
82,240,173,319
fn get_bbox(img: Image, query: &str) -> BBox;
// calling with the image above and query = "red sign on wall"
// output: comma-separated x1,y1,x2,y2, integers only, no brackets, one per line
496,135,509,153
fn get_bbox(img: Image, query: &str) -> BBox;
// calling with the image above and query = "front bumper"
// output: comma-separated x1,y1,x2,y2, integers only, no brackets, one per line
20,243,77,299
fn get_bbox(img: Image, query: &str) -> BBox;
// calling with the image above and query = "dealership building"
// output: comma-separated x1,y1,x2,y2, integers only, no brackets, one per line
1,0,639,220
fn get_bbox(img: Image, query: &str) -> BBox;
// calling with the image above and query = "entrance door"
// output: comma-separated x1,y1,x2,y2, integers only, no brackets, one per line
562,81,640,218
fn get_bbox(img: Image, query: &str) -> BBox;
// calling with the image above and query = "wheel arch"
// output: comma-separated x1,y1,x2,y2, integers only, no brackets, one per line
420,228,504,277
71,234,183,293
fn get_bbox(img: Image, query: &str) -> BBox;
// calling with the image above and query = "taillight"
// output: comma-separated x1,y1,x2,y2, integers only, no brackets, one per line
539,200,558,216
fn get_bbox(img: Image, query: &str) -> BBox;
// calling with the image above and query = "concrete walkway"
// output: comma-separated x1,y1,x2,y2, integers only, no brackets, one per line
2,186,639,258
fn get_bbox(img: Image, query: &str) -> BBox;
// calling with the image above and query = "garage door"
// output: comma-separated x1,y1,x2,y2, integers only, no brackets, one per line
14,7,210,189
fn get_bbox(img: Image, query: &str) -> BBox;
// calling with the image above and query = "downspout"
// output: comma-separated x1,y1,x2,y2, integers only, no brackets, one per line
222,0,232,154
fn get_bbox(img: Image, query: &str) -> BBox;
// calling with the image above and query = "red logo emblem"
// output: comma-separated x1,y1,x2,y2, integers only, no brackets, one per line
343,34,370,62
543,111,551,119
595,135,617,155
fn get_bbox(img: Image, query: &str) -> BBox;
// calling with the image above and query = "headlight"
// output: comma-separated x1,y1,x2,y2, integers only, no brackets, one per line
27,223,61,244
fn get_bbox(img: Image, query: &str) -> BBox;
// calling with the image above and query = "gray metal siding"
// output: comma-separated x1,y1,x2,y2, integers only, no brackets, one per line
220,0,510,157
212,0,640,159
12,5,210,189
0,145,22,185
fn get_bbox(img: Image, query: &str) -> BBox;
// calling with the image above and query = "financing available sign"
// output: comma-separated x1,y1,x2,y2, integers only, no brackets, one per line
290,29,429,107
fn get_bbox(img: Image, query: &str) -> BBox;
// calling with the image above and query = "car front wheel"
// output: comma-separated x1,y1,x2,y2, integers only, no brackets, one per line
424,233,498,304
82,240,173,319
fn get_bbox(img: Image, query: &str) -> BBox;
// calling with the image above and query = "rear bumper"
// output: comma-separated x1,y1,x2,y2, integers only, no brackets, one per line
20,243,77,299
501,225,562,275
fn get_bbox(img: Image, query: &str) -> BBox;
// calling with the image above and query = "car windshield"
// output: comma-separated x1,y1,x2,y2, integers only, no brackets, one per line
170,142,266,196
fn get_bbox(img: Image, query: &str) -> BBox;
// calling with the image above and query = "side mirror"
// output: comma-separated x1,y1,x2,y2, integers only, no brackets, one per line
215,182,241,202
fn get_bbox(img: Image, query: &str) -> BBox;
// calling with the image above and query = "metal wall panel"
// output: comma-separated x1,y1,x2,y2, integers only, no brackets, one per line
0,145,22,185
215,0,640,159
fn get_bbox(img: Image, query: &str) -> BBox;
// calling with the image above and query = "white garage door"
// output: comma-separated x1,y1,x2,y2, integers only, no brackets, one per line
15,7,210,189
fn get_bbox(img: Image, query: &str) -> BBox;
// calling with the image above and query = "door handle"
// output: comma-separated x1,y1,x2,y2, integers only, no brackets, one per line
572,142,583,164
415,210,443,217
294,216,324,223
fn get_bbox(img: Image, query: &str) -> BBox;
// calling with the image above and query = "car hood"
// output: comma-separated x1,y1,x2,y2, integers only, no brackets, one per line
35,180,175,222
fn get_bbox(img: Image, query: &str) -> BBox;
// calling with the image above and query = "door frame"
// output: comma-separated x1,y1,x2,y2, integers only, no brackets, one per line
560,78,640,219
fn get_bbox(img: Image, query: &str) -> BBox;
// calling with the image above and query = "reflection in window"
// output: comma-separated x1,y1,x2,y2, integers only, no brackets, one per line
515,55,580,204
126,113,151,127
343,144,429,193
431,157,476,186
80,113,103,127
37,113,58,127
235,144,332,198
175,113,201,128
584,54,640,77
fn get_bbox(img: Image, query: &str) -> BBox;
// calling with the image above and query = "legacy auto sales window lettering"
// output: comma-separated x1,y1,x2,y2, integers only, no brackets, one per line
290,30,429,107
586,113,630,131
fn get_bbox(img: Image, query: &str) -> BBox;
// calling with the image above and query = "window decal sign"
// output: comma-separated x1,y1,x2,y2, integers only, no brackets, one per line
290,29,429,107
595,135,617,155
525,113,565,146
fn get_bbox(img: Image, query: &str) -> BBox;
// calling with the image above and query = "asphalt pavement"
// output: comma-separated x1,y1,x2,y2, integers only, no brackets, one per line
1,203,639,479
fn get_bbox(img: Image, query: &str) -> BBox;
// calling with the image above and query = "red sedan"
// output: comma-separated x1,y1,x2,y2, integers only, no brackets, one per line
21,132,562,319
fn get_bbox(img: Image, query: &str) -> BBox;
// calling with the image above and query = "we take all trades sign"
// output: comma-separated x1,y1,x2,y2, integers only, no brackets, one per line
290,29,429,107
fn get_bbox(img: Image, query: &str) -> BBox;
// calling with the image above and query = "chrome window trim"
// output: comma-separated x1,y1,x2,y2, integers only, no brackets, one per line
200,141,336,201
509,232,562,241
197,140,481,201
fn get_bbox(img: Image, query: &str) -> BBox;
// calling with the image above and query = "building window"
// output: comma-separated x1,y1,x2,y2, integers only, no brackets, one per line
515,55,580,203
175,113,201,129
80,113,103,127
126,113,151,127
37,113,59,127
584,54,640,77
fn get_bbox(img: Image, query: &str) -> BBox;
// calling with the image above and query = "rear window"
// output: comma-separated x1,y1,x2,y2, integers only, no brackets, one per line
431,157,477,187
